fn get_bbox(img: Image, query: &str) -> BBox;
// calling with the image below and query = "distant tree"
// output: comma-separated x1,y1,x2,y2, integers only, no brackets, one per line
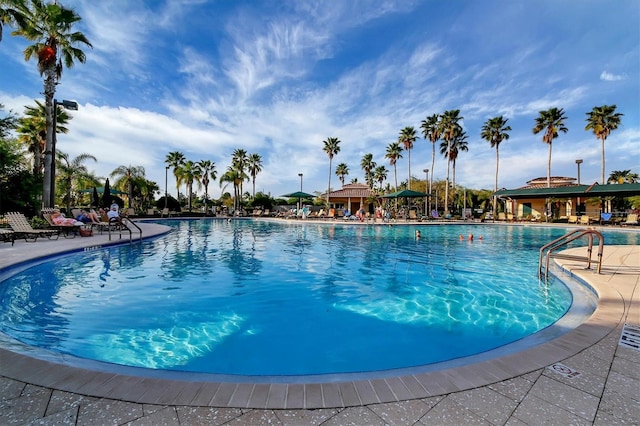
196,159,216,204
360,153,376,189
247,153,262,198
481,116,511,217
373,165,388,191
176,160,201,212
585,105,623,184
438,110,463,212
608,170,638,184
533,107,568,188
398,126,417,189
111,164,145,208
420,113,440,196
231,148,249,197
335,162,349,186
56,151,96,213
165,151,185,200
322,137,341,207
385,141,403,192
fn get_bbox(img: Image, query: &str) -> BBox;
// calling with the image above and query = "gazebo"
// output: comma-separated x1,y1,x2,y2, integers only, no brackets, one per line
321,183,375,213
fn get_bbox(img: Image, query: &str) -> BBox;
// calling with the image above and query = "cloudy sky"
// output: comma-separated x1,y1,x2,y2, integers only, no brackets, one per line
1,0,638,200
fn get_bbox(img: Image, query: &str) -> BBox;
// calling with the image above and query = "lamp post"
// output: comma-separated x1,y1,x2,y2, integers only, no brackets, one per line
576,159,583,215
423,168,429,215
164,165,169,210
298,173,303,210
49,99,78,208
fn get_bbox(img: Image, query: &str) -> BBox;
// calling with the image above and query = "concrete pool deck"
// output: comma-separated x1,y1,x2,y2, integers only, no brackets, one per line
0,221,638,425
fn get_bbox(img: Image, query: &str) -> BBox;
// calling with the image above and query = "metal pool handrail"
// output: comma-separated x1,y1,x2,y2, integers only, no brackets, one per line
539,228,604,280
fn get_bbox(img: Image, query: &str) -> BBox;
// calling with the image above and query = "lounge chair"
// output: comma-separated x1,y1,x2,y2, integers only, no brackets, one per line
579,215,590,225
497,212,507,221
600,212,612,225
42,212,81,238
431,210,442,220
160,207,171,218
408,210,418,221
6,212,59,242
622,213,638,226
568,215,578,224
327,208,336,219
0,228,15,245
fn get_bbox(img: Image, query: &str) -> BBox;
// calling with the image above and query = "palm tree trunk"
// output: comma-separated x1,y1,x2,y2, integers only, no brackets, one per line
393,165,398,192
547,143,552,188
600,136,605,184
444,141,451,213
407,148,412,190
42,81,56,209
327,158,332,208
430,142,435,204
494,146,499,217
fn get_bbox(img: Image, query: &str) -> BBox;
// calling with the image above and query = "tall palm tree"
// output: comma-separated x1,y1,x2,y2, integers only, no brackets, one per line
196,160,216,204
385,141,403,192
8,0,92,207
420,114,440,197
585,105,623,184
231,148,248,197
56,150,96,213
111,164,145,208
247,153,262,198
322,137,340,207
16,100,70,176
438,110,463,213
448,130,468,190
176,160,201,212
398,126,417,189
533,107,568,188
481,116,511,217
360,153,376,189
335,162,349,186
165,151,185,200
374,165,388,191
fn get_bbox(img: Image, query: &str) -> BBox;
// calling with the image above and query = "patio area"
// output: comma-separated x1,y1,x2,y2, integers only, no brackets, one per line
0,222,638,425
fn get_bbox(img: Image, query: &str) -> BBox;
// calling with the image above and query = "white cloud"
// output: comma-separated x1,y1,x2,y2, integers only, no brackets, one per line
599,71,627,82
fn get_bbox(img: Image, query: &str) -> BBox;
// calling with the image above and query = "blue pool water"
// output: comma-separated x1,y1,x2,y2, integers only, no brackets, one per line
0,221,636,378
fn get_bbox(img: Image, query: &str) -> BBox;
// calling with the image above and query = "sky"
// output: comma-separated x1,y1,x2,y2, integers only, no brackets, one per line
1,0,638,201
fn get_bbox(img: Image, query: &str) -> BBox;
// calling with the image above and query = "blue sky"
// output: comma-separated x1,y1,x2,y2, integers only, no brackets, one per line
1,0,638,200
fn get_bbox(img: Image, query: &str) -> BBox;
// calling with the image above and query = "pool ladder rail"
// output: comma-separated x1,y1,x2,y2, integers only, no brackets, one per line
107,216,142,243
539,228,604,280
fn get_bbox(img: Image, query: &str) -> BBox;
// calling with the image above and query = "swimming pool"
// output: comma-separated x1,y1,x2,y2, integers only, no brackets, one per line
0,221,635,380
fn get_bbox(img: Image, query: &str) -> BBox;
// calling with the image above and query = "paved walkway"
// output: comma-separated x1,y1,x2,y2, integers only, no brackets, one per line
0,222,638,425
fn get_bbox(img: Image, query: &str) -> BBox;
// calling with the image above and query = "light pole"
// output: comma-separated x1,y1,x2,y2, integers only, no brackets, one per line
49,99,78,208
298,173,303,210
575,159,583,184
576,159,583,215
164,165,169,210
423,168,429,215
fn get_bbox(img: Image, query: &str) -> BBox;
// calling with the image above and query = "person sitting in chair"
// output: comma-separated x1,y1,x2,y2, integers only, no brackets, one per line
107,204,121,222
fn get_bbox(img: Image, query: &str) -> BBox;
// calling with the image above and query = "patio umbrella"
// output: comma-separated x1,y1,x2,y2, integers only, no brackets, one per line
281,191,315,199
92,187,100,208
101,179,111,208
381,189,429,198
78,187,127,195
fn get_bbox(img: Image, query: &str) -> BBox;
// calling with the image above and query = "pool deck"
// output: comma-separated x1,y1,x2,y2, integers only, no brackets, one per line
1,221,639,425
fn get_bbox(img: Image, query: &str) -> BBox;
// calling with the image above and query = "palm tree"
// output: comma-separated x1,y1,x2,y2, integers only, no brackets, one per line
219,167,244,213
360,153,376,189
385,141,403,192
322,137,341,207
56,150,96,213
111,164,145,208
533,107,568,188
176,160,201,212
165,151,185,199
585,105,623,184
481,116,511,217
448,130,468,190
196,160,216,204
16,100,70,176
373,165,388,191
420,113,440,197
608,170,638,184
438,110,463,213
8,0,92,207
247,153,262,198
231,148,248,197
398,126,417,189
335,162,349,186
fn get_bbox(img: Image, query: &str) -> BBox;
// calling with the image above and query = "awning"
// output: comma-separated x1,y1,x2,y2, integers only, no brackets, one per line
493,183,640,199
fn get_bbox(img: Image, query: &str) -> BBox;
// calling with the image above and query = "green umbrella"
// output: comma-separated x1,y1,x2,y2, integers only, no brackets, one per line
381,189,429,198
281,191,315,198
